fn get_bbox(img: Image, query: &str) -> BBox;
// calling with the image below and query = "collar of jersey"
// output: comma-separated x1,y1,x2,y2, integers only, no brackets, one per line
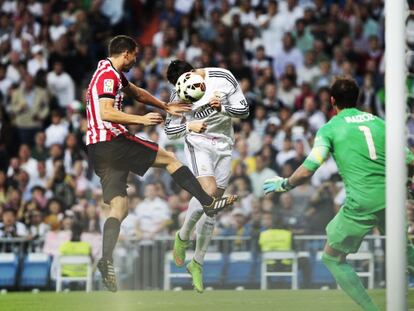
106,58,121,75
337,108,360,117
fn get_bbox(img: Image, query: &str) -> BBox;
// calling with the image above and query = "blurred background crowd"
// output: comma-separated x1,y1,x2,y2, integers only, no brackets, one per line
0,0,411,254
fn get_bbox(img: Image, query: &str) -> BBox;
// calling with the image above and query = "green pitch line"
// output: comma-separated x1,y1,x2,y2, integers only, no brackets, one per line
0,289,412,311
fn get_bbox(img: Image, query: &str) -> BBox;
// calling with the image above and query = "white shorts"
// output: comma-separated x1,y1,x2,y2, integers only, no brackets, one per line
184,135,232,189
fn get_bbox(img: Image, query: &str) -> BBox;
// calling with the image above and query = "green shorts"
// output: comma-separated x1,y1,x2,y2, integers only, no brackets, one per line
326,208,385,254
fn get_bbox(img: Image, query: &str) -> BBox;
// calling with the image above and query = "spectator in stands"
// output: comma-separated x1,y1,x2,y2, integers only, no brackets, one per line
45,144,64,177
46,61,75,109
305,182,336,234
289,96,326,133
10,73,49,146
72,160,90,198
312,59,333,89
232,138,257,175
250,46,271,75
221,208,251,251
29,185,47,210
31,131,48,161
15,169,31,202
27,44,47,77
273,33,303,79
293,18,314,54
46,160,75,208
49,12,67,42
27,206,49,240
0,171,7,205
258,0,286,56
240,121,263,156
0,207,28,238
119,196,139,239
17,144,38,181
63,133,86,174
6,51,23,85
277,74,301,109
45,110,69,148
135,184,171,240
277,192,306,234
82,202,101,233
44,198,64,231
250,155,278,198
0,63,12,99
262,82,284,115
276,137,296,168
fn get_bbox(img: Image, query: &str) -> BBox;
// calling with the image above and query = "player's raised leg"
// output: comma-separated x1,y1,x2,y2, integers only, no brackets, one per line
152,147,236,215
186,211,217,293
174,176,219,265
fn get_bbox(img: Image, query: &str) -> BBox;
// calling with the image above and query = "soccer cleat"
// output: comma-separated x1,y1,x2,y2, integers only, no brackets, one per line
173,231,189,267
97,258,117,292
186,259,204,293
202,195,238,217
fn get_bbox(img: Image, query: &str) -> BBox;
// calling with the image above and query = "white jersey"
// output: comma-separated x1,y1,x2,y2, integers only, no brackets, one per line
164,67,249,146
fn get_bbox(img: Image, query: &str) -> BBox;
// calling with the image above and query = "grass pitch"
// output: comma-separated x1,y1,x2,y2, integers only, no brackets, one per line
0,289,413,311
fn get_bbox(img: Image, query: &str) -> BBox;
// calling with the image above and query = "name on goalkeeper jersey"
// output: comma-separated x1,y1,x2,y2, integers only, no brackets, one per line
344,114,375,123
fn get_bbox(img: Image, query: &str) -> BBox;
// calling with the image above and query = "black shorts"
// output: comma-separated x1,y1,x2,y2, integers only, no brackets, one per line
87,133,158,204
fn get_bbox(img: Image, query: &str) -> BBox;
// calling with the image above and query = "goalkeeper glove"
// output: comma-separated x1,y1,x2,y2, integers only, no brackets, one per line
263,176,294,194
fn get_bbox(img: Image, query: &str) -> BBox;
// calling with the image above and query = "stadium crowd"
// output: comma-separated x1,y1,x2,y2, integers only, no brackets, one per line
0,0,410,255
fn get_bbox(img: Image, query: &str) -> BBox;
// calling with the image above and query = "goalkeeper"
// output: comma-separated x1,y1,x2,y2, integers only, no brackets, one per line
263,77,414,311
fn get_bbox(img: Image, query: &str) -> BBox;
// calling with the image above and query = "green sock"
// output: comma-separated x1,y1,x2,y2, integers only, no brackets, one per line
322,252,379,311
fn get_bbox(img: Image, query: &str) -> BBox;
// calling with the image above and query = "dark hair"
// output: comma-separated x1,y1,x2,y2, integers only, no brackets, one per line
166,60,194,85
108,35,138,56
330,76,359,109
71,221,84,242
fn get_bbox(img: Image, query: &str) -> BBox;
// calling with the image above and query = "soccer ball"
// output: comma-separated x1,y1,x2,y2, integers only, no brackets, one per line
175,72,206,103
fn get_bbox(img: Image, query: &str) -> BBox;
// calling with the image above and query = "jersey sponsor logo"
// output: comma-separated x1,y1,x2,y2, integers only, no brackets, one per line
104,79,114,93
344,114,375,123
194,104,216,119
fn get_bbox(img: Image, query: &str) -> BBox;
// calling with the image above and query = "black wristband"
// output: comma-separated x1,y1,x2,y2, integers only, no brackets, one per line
282,179,295,191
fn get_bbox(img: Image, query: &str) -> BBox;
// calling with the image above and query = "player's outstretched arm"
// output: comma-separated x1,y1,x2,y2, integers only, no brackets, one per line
124,82,191,115
99,98,163,126
263,144,330,195
263,165,315,194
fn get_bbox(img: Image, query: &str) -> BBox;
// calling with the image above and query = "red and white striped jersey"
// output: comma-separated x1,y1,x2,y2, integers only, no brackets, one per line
86,59,129,145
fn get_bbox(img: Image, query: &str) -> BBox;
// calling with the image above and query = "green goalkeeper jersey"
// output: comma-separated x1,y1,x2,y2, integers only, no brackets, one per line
306,108,386,215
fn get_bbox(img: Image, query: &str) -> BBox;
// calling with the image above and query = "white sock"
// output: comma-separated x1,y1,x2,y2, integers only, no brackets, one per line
194,214,215,265
179,197,203,241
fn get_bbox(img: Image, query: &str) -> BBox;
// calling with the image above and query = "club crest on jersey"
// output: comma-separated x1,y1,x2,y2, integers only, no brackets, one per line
104,79,114,93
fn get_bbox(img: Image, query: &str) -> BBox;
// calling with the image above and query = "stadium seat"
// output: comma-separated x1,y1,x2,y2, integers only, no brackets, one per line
226,252,254,286
0,253,19,288
55,255,93,292
260,251,299,290
310,252,336,287
340,252,375,289
20,253,51,289
163,251,225,290
163,251,194,290
202,252,225,286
